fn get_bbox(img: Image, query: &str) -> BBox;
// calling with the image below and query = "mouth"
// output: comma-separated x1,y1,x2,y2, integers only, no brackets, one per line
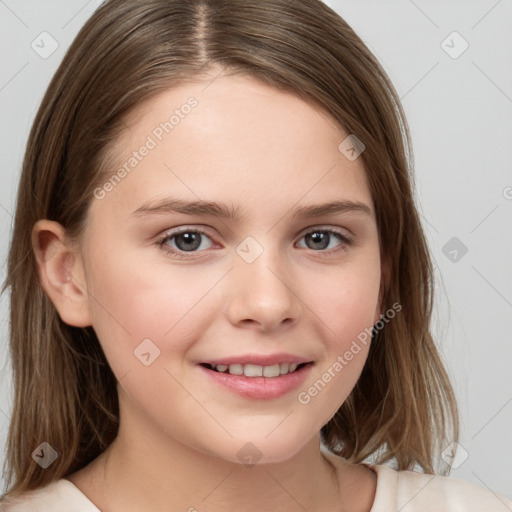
199,362,311,378
197,360,314,400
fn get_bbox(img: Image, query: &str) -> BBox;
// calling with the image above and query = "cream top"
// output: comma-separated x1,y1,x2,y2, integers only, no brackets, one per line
2,464,511,511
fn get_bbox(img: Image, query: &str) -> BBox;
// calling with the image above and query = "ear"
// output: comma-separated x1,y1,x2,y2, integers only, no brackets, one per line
32,220,92,327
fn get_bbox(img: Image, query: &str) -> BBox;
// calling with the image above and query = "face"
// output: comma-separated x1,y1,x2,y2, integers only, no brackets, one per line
75,73,382,464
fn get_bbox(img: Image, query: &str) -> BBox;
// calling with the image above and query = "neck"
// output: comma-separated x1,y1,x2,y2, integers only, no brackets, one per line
102,428,342,512
81,389,376,512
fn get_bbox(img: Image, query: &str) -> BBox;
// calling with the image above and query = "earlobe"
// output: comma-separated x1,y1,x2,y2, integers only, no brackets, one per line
32,220,92,327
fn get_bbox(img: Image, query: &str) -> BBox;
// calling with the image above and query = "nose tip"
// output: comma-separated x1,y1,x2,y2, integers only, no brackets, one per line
226,252,300,332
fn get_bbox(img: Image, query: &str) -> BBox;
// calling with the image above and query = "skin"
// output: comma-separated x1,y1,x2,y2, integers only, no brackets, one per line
33,72,383,512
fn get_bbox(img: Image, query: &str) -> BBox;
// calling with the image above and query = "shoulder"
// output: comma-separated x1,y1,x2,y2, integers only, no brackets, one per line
0,479,100,512
370,463,512,511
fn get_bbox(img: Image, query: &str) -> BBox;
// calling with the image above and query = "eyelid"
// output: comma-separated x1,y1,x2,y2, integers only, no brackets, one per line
159,225,214,238
299,224,353,239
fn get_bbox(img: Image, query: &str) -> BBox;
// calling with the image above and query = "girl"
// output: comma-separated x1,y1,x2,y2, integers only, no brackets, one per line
1,0,510,510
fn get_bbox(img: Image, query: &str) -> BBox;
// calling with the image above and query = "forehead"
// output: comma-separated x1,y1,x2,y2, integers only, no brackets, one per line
91,73,373,223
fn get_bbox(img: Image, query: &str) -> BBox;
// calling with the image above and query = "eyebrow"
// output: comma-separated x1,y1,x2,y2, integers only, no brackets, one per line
130,197,372,220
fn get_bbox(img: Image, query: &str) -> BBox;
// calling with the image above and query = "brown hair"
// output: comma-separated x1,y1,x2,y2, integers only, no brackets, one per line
2,0,458,499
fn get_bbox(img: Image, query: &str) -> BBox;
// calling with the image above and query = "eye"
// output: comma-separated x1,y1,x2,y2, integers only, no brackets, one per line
157,226,353,259
296,228,353,252
158,228,214,256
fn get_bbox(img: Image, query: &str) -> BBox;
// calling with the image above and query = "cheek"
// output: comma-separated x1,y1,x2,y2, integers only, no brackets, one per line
84,247,226,378
293,252,381,423
309,251,381,347
83,250,232,449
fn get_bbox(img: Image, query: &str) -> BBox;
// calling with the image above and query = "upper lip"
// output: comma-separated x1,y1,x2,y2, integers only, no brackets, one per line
200,353,313,366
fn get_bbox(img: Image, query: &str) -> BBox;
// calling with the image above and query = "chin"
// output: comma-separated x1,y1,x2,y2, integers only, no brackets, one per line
203,432,313,467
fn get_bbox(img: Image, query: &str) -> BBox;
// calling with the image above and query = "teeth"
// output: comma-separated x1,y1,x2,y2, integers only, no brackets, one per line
228,364,243,375
263,364,280,377
209,362,303,377
244,364,263,377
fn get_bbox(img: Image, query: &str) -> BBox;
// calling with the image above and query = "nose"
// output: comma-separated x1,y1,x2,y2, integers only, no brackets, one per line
225,246,301,333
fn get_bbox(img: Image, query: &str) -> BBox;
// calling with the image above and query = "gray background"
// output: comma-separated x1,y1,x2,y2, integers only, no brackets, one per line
1,0,511,499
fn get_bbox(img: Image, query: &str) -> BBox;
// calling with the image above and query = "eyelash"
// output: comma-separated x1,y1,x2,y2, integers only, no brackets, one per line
156,227,353,259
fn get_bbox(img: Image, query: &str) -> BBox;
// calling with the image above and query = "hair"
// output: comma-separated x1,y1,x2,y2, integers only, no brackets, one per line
1,0,458,499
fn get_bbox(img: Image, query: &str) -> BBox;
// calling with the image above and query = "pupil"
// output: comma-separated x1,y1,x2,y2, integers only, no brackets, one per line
177,232,201,251
308,232,328,250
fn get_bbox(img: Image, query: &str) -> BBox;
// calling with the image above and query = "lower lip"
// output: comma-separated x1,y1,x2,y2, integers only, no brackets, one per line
197,363,313,400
